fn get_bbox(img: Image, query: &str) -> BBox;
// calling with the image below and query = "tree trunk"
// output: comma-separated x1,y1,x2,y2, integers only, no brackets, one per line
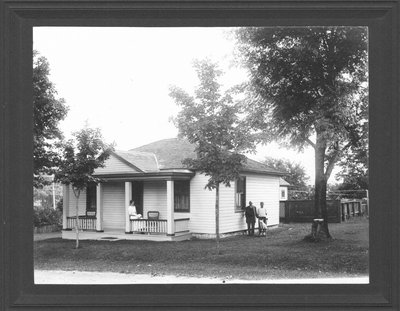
215,183,220,254
308,133,332,241
73,189,81,249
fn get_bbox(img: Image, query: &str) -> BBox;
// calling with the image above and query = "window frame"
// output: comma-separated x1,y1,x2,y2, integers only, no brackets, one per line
280,188,286,200
174,180,190,213
235,176,246,212
86,183,97,213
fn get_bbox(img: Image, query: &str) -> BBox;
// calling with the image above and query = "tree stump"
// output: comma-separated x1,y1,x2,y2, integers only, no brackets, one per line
304,218,332,242
311,218,324,240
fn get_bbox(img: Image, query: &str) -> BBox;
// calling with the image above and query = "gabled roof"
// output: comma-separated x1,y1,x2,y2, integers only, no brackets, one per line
113,150,159,172
279,177,291,186
131,138,196,169
131,138,285,176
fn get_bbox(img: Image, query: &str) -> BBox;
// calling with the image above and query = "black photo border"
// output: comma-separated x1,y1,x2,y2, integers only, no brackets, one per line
0,0,399,310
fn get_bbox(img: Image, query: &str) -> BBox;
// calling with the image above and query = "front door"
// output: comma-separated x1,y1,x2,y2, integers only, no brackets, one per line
132,181,144,216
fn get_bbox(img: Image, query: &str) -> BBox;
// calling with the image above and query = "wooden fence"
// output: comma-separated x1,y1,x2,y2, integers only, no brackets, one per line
341,200,367,221
281,200,341,223
280,199,366,223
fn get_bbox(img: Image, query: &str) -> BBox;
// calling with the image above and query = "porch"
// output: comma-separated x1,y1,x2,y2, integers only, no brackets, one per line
63,216,191,241
62,177,192,241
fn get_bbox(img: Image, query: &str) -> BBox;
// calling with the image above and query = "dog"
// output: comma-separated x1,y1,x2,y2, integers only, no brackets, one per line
258,219,268,235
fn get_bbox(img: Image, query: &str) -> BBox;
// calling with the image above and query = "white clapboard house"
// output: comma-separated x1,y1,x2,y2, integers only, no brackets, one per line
62,138,285,241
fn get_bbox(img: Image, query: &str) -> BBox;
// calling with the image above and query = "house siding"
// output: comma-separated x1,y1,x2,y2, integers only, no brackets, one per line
143,181,167,219
94,154,138,175
187,173,280,235
64,172,280,236
246,174,280,227
218,182,247,233
102,182,125,230
188,173,216,234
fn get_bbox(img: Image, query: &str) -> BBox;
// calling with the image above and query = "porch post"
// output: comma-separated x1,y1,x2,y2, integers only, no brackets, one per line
62,184,69,230
96,183,103,232
166,180,175,236
125,181,132,233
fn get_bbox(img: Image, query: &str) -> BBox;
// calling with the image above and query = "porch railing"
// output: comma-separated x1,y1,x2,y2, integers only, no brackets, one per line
66,216,97,231
130,218,190,234
174,218,190,233
130,219,168,234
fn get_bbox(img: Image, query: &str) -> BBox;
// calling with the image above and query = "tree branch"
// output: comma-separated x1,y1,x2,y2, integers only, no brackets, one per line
306,138,316,149
324,141,353,180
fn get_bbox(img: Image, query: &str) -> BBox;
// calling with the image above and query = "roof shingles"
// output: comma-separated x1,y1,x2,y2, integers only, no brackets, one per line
114,150,159,172
129,138,285,176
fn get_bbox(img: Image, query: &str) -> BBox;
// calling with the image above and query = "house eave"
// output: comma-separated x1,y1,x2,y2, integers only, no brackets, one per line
161,167,286,176
93,170,195,182
239,169,287,176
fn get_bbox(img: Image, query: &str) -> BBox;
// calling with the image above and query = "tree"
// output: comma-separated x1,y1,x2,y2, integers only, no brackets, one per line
33,51,69,188
337,91,369,190
55,127,113,248
236,27,368,240
170,59,254,253
263,157,309,188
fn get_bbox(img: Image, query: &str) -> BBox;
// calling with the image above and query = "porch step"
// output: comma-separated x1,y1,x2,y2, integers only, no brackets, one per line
98,236,122,241
62,230,192,242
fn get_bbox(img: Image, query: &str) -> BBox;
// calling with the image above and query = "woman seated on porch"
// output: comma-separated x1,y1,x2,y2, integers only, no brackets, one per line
128,200,142,220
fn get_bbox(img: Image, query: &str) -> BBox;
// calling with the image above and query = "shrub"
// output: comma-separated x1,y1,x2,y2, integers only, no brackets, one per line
33,206,62,228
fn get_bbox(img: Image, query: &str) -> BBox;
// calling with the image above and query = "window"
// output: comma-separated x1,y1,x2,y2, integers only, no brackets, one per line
235,176,246,211
86,183,97,214
280,188,287,200
174,180,190,212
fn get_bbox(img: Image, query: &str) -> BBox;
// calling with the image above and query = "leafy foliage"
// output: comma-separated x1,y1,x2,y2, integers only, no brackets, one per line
55,126,113,248
235,27,367,156
33,206,62,228
33,183,62,209
33,51,69,187
170,59,255,253
336,91,369,189
263,157,309,188
235,27,368,238
170,59,254,190
55,127,113,192
289,185,315,201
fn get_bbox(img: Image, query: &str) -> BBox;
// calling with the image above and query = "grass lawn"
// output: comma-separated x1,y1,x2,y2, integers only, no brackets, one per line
34,217,369,280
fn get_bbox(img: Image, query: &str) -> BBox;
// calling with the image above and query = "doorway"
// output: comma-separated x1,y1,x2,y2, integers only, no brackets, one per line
131,181,144,216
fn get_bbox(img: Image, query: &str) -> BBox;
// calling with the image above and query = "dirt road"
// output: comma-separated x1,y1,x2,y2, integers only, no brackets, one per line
35,270,369,284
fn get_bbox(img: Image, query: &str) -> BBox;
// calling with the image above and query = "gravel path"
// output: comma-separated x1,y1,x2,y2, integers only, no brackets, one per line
35,270,369,284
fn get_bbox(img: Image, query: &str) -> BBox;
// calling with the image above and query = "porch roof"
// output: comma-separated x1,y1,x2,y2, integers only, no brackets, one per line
94,169,195,182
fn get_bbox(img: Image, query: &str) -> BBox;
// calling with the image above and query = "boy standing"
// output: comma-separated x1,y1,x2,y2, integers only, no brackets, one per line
257,202,268,235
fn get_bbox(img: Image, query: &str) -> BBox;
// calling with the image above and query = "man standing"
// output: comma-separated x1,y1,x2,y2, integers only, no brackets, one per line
245,201,257,236
257,202,268,236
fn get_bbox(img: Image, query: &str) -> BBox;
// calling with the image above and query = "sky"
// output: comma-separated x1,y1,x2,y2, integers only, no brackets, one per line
33,27,327,186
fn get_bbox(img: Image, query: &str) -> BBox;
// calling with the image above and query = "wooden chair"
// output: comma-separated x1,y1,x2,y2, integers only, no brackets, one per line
147,211,160,220
86,210,96,217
